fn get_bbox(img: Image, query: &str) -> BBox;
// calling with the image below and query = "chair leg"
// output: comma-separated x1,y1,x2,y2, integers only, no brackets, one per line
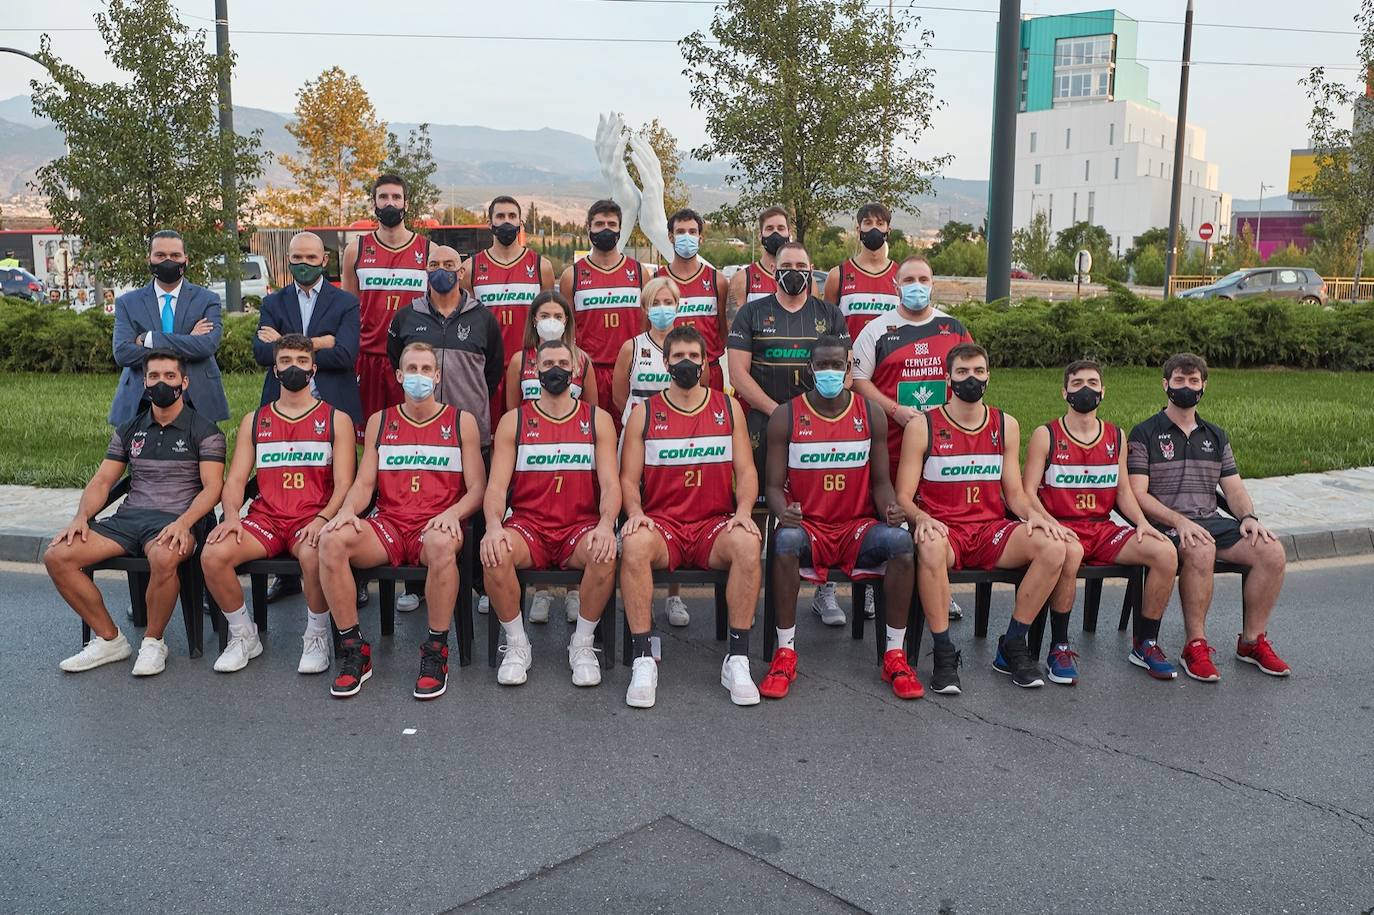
179,569,202,658
872,584,886,663
600,579,616,670
378,577,396,637
621,597,633,667
1083,578,1103,632
909,590,925,661
1028,602,1049,660
250,573,269,632
206,590,228,653
714,582,728,642
1118,569,1140,631
130,571,148,628
850,581,864,641
454,570,472,668
974,582,992,638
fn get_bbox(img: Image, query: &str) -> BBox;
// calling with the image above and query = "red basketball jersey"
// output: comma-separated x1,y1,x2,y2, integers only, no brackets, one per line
783,392,874,524
918,405,1008,525
639,389,736,523
353,231,429,356
668,263,724,361
519,347,590,402
252,400,335,519
471,247,542,365
744,262,777,303
572,255,644,365
509,401,600,529
867,314,975,469
836,258,899,340
1037,417,1122,523
374,404,466,524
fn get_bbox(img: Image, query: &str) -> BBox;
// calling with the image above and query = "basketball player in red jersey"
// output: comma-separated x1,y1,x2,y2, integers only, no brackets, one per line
342,174,429,440
726,206,793,316
895,343,1074,691
823,202,899,340
465,195,554,429
318,342,486,701
1021,360,1178,683
558,199,646,419
202,335,357,676
480,339,620,688
665,207,727,389
758,336,921,701
619,326,763,709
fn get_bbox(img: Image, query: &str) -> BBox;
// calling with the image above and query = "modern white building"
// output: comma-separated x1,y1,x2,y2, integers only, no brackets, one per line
1011,10,1231,257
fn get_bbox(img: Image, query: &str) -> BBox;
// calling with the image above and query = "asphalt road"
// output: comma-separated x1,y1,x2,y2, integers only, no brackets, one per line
2,558,1372,915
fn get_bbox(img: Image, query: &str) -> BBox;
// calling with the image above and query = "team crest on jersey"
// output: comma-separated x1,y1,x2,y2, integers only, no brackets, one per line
1056,438,1070,455
579,267,591,281
815,319,828,334
990,427,1000,449
364,245,376,257
1161,439,1175,460
314,418,327,435
386,420,400,441
579,419,591,436
938,326,952,335
476,261,489,278
852,414,865,433
640,348,651,359
654,410,668,424
455,323,471,341
129,436,144,459
414,250,424,265
526,415,539,430
1200,439,1214,453
1105,439,1116,458
713,409,726,426
440,424,452,442
914,387,935,406
625,267,636,282
526,262,537,278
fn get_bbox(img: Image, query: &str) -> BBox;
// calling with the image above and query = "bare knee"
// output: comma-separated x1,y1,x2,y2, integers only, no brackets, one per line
916,536,948,568
318,530,352,566
621,530,654,566
1062,539,1084,568
1181,543,1215,571
420,534,457,569
43,544,73,575
1035,537,1067,567
146,546,182,577
1147,541,1178,575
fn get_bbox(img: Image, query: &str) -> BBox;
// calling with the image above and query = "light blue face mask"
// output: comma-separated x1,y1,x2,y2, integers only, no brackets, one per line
900,281,932,310
813,369,846,398
673,234,700,259
402,373,435,401
648,305,677,330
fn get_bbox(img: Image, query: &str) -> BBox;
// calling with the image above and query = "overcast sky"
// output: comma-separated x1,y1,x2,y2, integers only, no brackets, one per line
0,0,1363,198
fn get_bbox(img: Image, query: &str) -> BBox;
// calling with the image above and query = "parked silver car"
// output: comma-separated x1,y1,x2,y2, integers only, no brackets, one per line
1179,267,1327,305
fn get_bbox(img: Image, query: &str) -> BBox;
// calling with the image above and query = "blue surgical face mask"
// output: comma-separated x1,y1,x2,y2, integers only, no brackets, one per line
428,268,458,295
673,234,700,259
648,305,677,331
900,281,932,311
402,373,435,401
813,369,846,398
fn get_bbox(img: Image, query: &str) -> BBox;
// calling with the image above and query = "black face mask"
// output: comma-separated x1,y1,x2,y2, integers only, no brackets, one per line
1166,385,1203,408
539,366,572,396
589,228,620,252
951,376,987,404
1066,387,1102,414
860,227,888,251
668,358,702,389
277,366,312,393
149,259,185,284
776,268,809,297
375,205,405,228
493,222,521,246
146,381,183,408
761,232,788,256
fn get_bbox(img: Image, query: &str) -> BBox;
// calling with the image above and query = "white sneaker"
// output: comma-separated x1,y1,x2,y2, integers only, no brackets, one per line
213,629,263,673
863,587,876,619
564,590,581,624
720,655,760,706
131,637,168,677
811,582,845,626
625,656,658,708
949,596,964,621
477,595,490,615
568,634,602,687
664,594,690,627
396,593,421,613
298,631,331,674
497,638,532,685
528,590,552,624
59,631,132,672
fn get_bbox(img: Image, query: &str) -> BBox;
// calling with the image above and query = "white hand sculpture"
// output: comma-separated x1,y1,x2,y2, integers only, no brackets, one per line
628,132,672,265
595,111,641,255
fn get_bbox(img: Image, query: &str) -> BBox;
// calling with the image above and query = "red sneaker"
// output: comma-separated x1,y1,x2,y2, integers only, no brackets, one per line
1236,633,1291,677
759,647,798,699
882,648,924,700
1180,638,1219,682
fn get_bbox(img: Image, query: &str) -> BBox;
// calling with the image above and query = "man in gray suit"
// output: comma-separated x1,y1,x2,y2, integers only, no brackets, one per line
110,230,229,425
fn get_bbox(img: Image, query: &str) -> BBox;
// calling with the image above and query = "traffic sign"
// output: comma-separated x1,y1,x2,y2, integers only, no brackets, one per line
1198,222,1215,241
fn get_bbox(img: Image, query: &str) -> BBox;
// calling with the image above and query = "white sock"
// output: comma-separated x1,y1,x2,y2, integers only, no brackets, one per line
223,605,253,637
304,609,330,636
574,614,598,642
886,625,906,653
777,626,796,650
500,615,527,643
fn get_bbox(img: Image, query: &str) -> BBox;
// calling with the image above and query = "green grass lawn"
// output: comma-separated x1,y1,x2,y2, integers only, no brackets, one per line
1,368,1372,488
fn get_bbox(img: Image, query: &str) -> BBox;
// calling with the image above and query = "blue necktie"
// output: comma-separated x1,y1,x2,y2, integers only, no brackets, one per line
161,294,174,334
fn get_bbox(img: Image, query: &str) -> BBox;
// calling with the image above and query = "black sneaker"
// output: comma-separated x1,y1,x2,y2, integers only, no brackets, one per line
413,638,449,700
331,637,372,698
930,643,962,695
992,635,1044,688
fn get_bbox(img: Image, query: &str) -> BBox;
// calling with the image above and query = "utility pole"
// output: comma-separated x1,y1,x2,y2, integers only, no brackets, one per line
214,0,242,312
984,0,1022,303
1255,181,1271,254
1163,0,1194,294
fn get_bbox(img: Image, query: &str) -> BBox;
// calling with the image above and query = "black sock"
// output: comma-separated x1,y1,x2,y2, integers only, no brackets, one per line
339,625,361,641
1004,619,1030,644
728,627,750,657
631,633,653,659
1050,610,1071,645
931,628,952,648
1138,616,1162,643
427,628,449,644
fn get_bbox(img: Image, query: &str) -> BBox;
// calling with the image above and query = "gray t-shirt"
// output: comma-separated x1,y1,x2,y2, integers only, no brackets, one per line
107,405,225,515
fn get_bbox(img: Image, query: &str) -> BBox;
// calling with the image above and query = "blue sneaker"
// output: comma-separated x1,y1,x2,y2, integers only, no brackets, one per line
1129,640,1178,680
992,637,1044,688
1046,643,1079,685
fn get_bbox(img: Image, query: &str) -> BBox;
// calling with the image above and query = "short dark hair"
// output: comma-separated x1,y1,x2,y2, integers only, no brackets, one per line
775,240,809,263
811,334,850,363
757,206,790,231
1163,352,1208,381
536,338,572,360
587,199,622,225
857,202,892,225
663,325,706,360
1063,359,1102,387
149,229,184,251
142,348,186,376
372,173,407,198
668,207,704,235
274,334,314,358
945,342,989,374
488,195,521,220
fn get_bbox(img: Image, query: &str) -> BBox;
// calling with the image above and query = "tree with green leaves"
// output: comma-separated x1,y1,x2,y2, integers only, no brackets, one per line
1011,211,1052,276
1125,226,1170,265
383,124,440,220
929,221,975,257
680,0,947,243
29,0,266,285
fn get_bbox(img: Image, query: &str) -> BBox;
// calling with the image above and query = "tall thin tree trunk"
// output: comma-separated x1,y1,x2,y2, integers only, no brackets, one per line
1353,222,1367,303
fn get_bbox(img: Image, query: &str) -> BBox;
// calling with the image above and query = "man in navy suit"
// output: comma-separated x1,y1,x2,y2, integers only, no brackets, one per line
253,231,362,424
110,230,229,425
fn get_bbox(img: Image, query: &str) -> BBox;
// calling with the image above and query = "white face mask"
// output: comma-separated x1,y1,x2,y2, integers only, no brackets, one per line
536,317,565,342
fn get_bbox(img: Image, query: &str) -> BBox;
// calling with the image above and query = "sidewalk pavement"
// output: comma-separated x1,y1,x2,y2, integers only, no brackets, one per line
2,468,1373,565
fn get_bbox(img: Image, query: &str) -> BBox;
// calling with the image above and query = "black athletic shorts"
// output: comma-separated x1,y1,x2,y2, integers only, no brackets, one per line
1154,514,1244,551
90,508,180,555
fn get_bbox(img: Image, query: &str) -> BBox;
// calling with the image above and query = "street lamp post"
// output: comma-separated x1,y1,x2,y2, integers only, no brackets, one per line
1255,181,1271,255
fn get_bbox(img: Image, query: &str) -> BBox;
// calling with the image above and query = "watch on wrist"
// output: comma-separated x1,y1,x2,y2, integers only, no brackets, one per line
1241,512,1259,522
